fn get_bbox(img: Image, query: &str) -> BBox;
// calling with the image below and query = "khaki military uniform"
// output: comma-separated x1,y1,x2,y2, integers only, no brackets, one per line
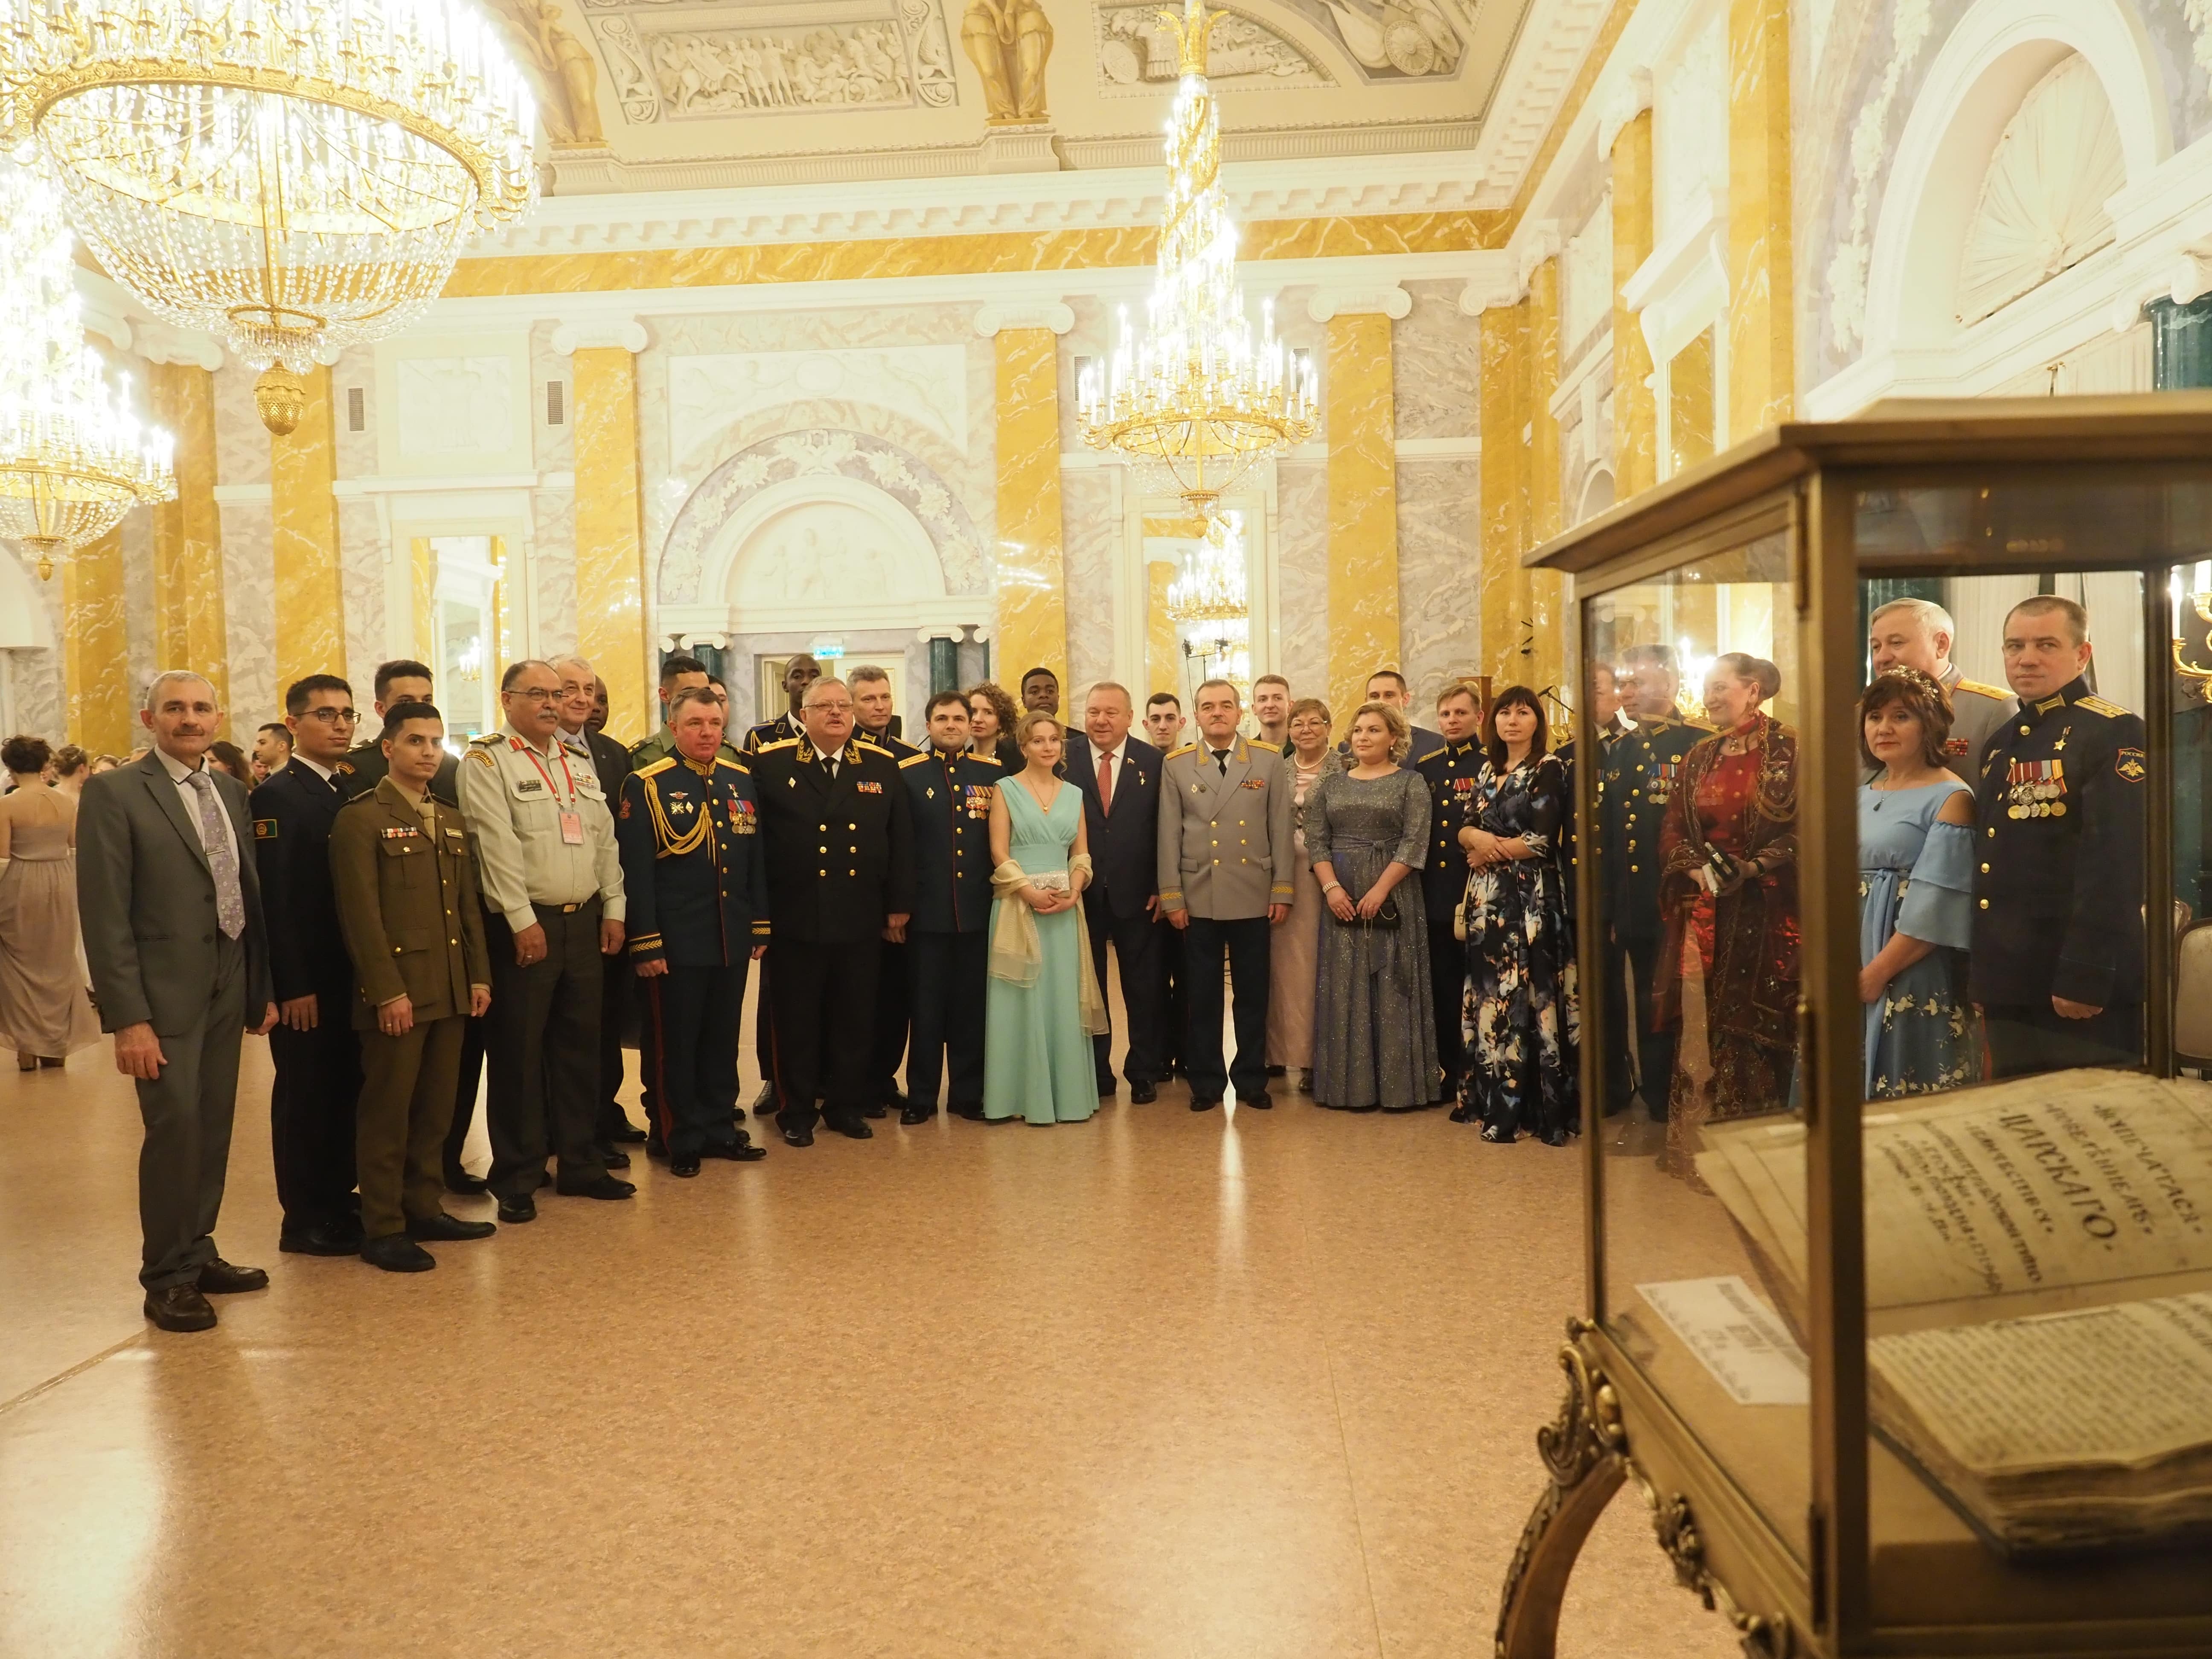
330,778,492,1240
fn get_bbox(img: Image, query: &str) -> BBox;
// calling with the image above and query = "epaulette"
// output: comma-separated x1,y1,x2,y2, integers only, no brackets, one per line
468,731,503,747
635,757,676,777
1415,746,1447,764
2075,693,2129,718
898,752,930,768
855,739,893,759
332,759,355,775
755,737,801,754
1167,742,1199,760
1954,678,2009,701
712,756,751,774
1685,718,1717,732
971,751,1001,767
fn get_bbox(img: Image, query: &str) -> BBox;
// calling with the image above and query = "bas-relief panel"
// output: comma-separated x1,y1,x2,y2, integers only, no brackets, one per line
395,356,519,463
1275,460,1329,694
1096,3,1327,92
338,499,386,691
1392,278,1478,441
121,506,154,707
1061,468,1117,696
728,498,945,603
534,492,579,658
212,362,269,486
667,346,970,470
588,1,957,123
1396,458,1479,707
221,504,277,726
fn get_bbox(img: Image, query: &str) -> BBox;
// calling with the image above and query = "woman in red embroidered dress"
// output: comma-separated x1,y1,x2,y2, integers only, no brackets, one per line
1653,653,1799,1179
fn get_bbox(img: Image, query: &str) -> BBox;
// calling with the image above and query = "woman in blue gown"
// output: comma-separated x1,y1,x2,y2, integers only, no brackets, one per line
1858,668,1977,1099
984,713,1109,1123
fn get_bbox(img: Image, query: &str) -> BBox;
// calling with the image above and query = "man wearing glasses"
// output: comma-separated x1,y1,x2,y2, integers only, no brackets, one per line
250,674,369,1257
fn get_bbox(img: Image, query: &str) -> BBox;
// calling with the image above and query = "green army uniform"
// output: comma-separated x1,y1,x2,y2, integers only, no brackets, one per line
630,723,743,770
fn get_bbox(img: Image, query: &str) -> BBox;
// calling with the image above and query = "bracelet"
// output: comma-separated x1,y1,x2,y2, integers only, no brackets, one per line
1321,881,1344,894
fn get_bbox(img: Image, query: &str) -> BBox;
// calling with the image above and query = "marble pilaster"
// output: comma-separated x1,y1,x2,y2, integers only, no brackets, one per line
1060,468,1115,698
270,365,346,695
1397,460,1481,708
1146,560,1179,702
64,528,131,754
221,504,277,727
533,491,579,659
1478,299,1526,687
411,538,437,662
1324,312,1399,724
990,326,1068,698
1611,108,1659,498
148,364,228,717
1275,460,1330,701
1523,259,1566,705
1670,331,1717,474
1729,0,1793,435
571,345,648,741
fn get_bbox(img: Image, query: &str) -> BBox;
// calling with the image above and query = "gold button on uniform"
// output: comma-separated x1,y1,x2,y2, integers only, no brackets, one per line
1979,863,1989,873
1979,898,1989,909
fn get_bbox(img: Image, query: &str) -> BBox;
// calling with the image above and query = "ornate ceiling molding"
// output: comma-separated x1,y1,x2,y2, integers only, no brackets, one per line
1459,0,1615,211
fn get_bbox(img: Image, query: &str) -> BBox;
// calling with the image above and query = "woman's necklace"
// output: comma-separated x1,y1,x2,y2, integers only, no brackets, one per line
1020,771,1061,811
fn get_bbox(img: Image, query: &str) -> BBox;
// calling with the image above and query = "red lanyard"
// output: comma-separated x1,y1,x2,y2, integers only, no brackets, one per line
515,737,577,804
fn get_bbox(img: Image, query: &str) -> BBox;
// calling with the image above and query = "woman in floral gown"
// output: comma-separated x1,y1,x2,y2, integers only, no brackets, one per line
1454,686,1579,1144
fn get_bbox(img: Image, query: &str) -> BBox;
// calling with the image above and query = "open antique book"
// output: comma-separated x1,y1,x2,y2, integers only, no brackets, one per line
1696,1071,2212,1553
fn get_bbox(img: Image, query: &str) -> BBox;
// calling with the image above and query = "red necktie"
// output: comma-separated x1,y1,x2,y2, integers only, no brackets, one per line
1097,750,1115,816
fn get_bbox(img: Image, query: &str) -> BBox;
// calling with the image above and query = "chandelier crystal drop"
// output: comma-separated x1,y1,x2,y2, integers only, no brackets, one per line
0,162,173,581
1,0,538,432
1074,0,1318,516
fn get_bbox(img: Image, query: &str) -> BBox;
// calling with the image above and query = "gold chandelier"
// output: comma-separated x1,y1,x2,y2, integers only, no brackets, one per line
1166,511,1247,626
1075,0,1317,516
0,163,172,581
1,0,538,434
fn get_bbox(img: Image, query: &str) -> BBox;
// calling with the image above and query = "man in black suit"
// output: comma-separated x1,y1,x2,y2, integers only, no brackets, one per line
898,692,999,1122
1062,681,1166,1103
749,678,914,1145
251,673,367,1257
79,671,278,1332
1361,669,1444,770
556,656,645,1160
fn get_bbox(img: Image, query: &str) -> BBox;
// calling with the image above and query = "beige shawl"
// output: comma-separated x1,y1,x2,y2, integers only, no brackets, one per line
989,853,1109,1034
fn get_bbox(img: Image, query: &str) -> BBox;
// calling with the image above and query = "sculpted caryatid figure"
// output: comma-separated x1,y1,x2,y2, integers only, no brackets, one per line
962,0,1051,122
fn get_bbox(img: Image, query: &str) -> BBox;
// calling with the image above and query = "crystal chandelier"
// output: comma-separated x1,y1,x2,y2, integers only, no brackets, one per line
1,0,537,434
1168,511,1251,695
0,163,172,581
1075,0,1317,518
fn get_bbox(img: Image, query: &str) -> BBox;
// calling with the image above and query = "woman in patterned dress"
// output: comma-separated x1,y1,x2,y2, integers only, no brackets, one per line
1453,686,1579,1144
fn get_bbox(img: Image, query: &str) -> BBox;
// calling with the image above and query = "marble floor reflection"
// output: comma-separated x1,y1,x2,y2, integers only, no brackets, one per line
2,1013,1738,1659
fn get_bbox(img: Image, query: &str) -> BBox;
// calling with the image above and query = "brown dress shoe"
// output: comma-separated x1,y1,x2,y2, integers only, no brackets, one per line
144,1284,217,1332
197,1258,270,1295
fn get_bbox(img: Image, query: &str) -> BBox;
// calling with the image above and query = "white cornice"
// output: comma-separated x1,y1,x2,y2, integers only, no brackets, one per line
73,270,227,371
550,318,649,355
1307,283,1412,321
1459,0,1616,211
973,300,1076,336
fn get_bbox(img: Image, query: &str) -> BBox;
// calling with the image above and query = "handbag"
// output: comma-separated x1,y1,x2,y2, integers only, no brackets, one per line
1359,894,1402,930
1452,898,1467,942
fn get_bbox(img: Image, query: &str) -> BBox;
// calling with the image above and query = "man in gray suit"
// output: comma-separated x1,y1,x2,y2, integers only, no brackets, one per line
1157,678,1295,1111
79,671,278,1333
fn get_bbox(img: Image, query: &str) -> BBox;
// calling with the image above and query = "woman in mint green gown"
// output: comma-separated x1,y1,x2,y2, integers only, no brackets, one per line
984,714,1108,1124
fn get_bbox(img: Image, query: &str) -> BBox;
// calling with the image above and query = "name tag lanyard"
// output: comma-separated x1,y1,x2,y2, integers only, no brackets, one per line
520,740,588,845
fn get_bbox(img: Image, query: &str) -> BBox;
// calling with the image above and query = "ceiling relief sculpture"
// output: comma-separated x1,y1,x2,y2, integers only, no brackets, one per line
963,0,1054,121
1094,3,1324,93
484,0,612,145
1278,0,1464,80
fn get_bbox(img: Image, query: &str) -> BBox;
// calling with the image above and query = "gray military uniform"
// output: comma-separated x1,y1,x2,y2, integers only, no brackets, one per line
1156,737,1296,920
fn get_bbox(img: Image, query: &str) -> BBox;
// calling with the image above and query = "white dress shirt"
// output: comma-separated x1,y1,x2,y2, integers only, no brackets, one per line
156,744,241,868
290,753,336,786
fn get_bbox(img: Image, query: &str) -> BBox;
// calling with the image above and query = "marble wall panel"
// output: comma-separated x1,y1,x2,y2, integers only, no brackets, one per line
7,646,62,745
574,346,649,736
332,348,378,480
1393,279,1479,441
534,491,579,662
222,503,277,728
338,498,386,690
992,328,1068,696
1324,313,1397,723
1275,459,1329,698
120,505,155,712
1397,460,1482,707
1061,468,1117,696
533,323,575,476
212,361,270,486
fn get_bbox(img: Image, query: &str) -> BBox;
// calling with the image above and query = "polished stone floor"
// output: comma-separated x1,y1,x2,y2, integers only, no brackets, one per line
2,1013,1736,1659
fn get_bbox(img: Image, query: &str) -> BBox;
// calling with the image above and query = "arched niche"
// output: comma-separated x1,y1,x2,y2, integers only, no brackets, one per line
1575,467,1616,527
709,474,947,632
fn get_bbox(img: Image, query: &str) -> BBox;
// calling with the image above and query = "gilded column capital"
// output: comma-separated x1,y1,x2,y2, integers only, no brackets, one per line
1305,284,1411,323
972,301,1075,337
1598,68,1654,160
551,317,649,356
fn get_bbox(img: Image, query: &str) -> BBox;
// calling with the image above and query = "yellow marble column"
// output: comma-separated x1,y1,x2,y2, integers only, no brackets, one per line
1146,559,1179,701
1324,311,1399,725
1479,298,1527,687
1523,259,1566,704
1611,107,1659,498
148,363,228,723
411,538,438,662
270,364,346,695
1670,331,1717,474
1729,0,1793,435
991,327,1068,698
64,527,133,754
572,346,647,739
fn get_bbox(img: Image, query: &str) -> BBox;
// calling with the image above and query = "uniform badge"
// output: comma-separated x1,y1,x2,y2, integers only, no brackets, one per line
1240,777,1266,789
618,797,632,819
856,780,883,795
1943,738,1969,756
253,818,277,840
515,776,546,795
925,787,935,799
380,825,419,839
2117,747,2147,783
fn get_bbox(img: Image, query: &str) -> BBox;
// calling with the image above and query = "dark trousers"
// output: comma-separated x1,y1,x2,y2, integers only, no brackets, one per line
1087,899,1164,1089
269,1015,361,1231
770,937,880,1134
1181,914,1271,1103
1985,1001,2142,1079
1157,914,1185,1075
753,956,776,1084
483,903,608,1199
870,939,910,1103
135,931,246,1291
356,1015,465,1239
598,963,635,1139
442,1012,486,1177
908,929,987,1110
1426,917,1466,1091
1606,934,1675,1116
641,963,750,1157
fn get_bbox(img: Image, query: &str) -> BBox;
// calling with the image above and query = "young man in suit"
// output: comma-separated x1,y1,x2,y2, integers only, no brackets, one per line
252,672,367,1258
1156,679,1295,1111
1362,670,1444,769
1062,681,1166,1103
79,671,278,1332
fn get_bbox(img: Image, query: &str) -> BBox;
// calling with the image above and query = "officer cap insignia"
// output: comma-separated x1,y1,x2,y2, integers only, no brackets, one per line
2117,747,2147,782
253,817,277,839
2076,694,2128,718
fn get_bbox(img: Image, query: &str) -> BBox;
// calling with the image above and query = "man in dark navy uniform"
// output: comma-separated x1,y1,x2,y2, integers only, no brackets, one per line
744,652,821,754
631,653,743,769
1600,646,1708,1116
899,692,999,1123
1063,681,1167,1102
1414,681,1485,1099
251,672,365,1256
1550,660,1631,924
852,664,922,1115
750,677,914,1145
1971,595,2145,1077
616,687,770,1176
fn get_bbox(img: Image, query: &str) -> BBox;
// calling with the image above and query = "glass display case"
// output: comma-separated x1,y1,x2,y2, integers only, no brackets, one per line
1496,397,2212,1659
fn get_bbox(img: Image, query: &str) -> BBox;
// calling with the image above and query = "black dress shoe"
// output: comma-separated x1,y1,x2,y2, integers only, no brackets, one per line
496,1194,537,1223
900,1103,935,1125
406,1211,497,1242
443,1167,489,1196
1448,1104,1477,1124
556,1173,636,1200
827,1117,873,1140
361,1233,437,1273
606,1121,647,1144
860,1103,888,1120
645,1135,667,1161
1129,1082,1157,1104
670,1153,702,1177
144,1284,216,1332
1096,1078,1118,1097
597,1145,632,1171
701,1140,767,1161
279,1221,363,1257
1190,1097,1221,1112
1239,1092,1273,1110
948,1102,988,1121
197,1257,270,1294
751,1080,780,1115
783,1124,814,1147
